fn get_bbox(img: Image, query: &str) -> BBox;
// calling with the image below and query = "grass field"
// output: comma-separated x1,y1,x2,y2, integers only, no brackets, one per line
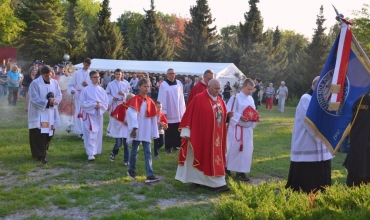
0,98,348,219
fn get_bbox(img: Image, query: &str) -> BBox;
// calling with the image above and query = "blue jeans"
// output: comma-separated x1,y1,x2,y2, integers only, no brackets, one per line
129,140,154,177
112,138,130,163
0,84,7,99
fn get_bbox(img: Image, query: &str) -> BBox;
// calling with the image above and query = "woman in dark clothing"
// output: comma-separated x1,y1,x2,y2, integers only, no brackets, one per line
222,81,232,103
22,66,38,111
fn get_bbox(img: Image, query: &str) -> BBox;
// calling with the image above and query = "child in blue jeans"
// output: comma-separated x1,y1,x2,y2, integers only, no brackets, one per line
109,94,135,165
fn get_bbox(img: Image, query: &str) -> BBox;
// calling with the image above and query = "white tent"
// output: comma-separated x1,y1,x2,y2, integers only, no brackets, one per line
74,59,245,87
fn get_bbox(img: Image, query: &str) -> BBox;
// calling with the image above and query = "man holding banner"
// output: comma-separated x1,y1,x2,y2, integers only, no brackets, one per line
286,76,333,193
304,18,370,187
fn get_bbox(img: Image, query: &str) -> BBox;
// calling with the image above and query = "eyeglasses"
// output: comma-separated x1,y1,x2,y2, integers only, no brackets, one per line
91,76,100,79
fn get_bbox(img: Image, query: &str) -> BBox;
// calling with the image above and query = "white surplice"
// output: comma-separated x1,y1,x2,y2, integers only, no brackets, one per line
106,79,130,137
175,93,226,188
126,101,159,143
290,94,332,162
80,84,109,156
226,92,258,173
67,68,92,135
28,77,62,134
157,80,186,123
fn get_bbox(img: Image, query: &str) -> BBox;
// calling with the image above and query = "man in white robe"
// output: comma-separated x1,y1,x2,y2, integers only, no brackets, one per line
286,76,332,193
157,68,186,153
106,69,130,135
67,58,92,137
226,79,258,182
28,65,62,164
80,71,109,161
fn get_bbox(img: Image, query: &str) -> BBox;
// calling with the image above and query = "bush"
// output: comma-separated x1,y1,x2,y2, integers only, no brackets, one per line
214,180,370,220
286,95,300,107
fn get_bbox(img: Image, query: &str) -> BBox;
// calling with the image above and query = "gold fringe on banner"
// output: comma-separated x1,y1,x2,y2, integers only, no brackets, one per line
328,102,340,111
329,84,341,94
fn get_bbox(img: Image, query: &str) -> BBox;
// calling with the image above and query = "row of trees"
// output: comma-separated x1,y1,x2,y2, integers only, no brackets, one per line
1,0,369,97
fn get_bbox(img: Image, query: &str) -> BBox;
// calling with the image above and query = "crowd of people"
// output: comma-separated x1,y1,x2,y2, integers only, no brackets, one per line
3,56,368,193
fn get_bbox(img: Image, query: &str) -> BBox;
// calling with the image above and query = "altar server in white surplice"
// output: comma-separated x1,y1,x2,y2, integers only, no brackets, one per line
67,58,92,137
28,65,62,164
157,68,186,153
226,78,258,182
106,69,130,135
80,71,109,161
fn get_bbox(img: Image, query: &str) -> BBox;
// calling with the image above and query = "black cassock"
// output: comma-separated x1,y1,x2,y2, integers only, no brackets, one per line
344,90,370,186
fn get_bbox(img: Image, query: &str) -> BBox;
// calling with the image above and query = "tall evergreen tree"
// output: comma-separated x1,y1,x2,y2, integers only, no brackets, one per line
305,5,331,88
238,0,264,51
177,0,221,62
87,0,125,59
64,0,87,64
16,0,65,63
128,1,174,60
0,0,24,46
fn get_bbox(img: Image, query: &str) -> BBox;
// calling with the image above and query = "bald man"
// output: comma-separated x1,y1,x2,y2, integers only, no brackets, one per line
187,69,214,105
175,79,233,192
286,76,332,193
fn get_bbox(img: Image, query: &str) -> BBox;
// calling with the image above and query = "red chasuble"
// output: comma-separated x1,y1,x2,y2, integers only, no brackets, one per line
126,94,157,118
179,90,227,177
187,82,208,105
110,103,128,122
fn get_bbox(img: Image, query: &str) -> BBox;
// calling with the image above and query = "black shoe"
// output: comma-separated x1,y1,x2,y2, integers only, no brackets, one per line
41,158,48,164
235,172,250,182
213,185,230,193
145,175,159,183
127,170,136,179
225,168,231,177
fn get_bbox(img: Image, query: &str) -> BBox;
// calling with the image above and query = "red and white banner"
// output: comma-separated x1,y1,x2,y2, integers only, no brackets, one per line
328,21,352,111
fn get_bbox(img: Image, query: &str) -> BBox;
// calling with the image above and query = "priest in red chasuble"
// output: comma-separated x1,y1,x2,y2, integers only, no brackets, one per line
175,79,233,192
186,69,214,105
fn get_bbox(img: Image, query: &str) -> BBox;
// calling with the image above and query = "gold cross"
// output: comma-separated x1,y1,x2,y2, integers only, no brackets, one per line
215,155,221,165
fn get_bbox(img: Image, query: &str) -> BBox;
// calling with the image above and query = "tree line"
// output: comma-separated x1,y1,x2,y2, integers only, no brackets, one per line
1,0,369,97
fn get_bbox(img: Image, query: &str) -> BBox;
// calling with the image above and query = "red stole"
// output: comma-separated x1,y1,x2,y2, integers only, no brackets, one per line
126,94,157,118
110,102,128,122
179,90,226,177
187,82,207,105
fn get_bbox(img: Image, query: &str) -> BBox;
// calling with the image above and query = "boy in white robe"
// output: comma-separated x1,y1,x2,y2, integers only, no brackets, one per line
67,58,92,138
226,78,258,182
28,65,62,164
106,69,130,136
108,94,135,165
126,79,160,183
80,71,109,161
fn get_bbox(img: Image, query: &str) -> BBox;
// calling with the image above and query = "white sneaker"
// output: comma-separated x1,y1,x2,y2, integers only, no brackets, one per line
88,155,95,161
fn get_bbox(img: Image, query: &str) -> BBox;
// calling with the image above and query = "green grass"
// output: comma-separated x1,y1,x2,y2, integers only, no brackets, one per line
0,98,352,219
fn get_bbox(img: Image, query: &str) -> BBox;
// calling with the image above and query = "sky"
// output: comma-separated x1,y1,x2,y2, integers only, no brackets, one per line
107,0,367,38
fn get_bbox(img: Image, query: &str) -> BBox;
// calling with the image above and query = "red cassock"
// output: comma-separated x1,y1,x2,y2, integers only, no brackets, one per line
179,90,227,177
187,82,207,105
